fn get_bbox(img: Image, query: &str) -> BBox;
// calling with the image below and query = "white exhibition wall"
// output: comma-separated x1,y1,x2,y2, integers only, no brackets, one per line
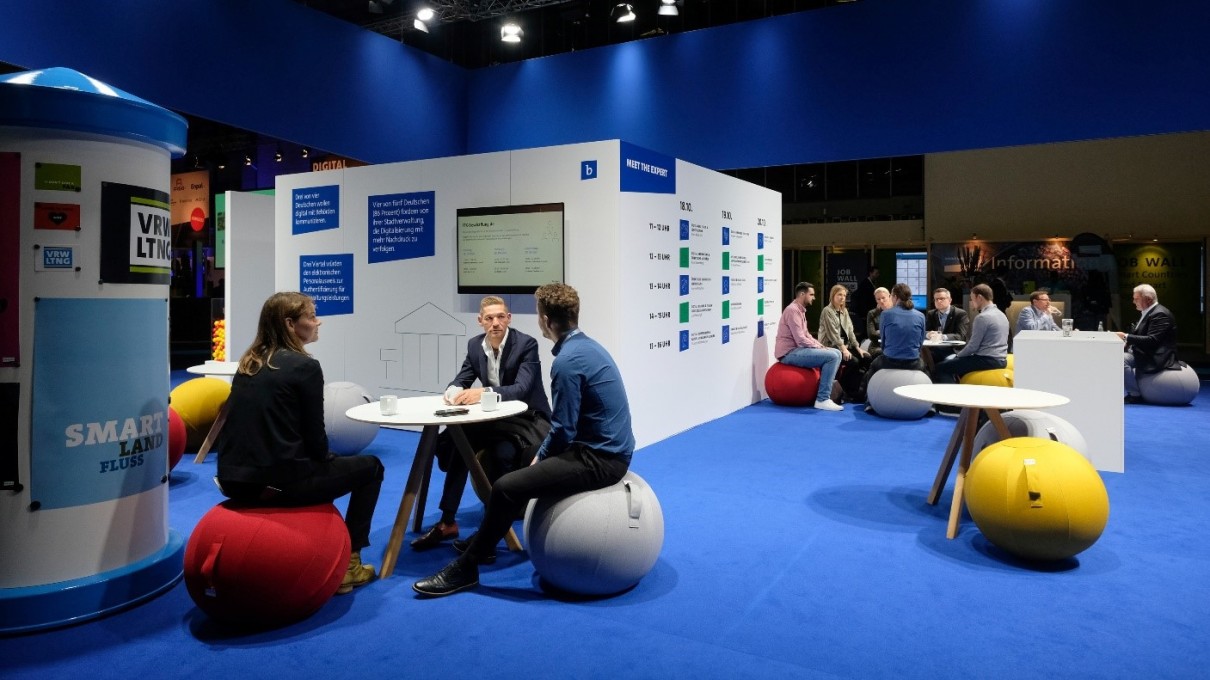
222,191,275,359
270,140,781,448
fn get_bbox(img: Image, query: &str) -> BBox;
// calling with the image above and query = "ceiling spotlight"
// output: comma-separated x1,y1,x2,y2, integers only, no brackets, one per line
244,154,252,166
659,0,679,17
301,147,310,159
612,3,636,23
417,8,434,22
501,22,523,43
274,149,283,163
414,18,429,33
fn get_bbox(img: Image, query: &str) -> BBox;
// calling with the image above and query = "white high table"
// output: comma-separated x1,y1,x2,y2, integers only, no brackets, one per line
1013,329,1124,472
895,383,1069,539
346,396,527,578
184,361,239,464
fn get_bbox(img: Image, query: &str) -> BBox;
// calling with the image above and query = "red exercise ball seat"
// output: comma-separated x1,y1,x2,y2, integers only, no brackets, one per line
764,362,822,407
167,407,187,471
184,501,351,629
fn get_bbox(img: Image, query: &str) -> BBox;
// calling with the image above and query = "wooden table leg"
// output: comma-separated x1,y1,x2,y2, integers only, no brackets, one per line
985,408,1011,440
945,407,981,539
927,408,969,505
448,426,523,552
413,453,434,534
192,400,229,464
380,425,439,579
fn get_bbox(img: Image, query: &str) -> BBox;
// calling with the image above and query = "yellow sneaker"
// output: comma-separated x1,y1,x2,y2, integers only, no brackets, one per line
336,551,376,595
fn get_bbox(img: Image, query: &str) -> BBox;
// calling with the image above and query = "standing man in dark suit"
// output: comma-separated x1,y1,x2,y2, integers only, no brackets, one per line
410,296,552,551
1116,283,1179,402
852,265,880,327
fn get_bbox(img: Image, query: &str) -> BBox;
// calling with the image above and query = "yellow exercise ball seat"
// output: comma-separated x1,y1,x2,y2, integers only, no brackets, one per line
169,377,231,451
960,364,1013,387
965,436,1109,561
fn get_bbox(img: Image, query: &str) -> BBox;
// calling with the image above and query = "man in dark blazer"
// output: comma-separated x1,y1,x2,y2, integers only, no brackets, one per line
411,296,552,551
1116,283,1179,402
924,287,971,367
926,287,971,341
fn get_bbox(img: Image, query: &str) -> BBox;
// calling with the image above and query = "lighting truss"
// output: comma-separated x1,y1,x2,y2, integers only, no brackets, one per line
364,0,576,35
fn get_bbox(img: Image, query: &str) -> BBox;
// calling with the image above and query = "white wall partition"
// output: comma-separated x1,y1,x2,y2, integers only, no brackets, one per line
272,141,781,448
223,190,275,359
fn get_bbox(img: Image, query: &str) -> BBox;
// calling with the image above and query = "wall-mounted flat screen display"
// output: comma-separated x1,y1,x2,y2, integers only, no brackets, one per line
456,202,564,295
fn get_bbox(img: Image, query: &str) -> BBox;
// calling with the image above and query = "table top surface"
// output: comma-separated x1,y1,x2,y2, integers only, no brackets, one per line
1014,329,1125,345
923,339,966,347
346,395,527,427
185,360,239,376
894,383,1070,409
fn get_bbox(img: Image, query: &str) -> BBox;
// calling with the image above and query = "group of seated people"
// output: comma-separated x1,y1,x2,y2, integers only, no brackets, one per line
213,283,636,599
775,279,1178,413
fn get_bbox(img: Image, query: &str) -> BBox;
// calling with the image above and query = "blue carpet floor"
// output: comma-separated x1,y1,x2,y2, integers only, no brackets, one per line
4,374,1210,679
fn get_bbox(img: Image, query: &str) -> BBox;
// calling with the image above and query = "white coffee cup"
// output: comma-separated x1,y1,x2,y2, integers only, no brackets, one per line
379,394,399,415
480,390,500,412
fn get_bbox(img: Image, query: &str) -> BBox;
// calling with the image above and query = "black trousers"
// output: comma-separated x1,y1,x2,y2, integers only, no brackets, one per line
463,443,629,562
435,412,551,518
932,354,1006,384
220,454,384,552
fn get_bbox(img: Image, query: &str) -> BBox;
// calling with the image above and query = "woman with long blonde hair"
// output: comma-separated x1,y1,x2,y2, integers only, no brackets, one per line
817,284,872,402
216,292,384,595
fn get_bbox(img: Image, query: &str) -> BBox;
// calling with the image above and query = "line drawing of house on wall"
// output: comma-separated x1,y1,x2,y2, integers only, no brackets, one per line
391,302,466,394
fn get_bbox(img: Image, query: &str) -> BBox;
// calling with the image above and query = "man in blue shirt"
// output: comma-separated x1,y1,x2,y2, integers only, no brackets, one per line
859,283,926,412
414,283,634,597
1016,289,1061,333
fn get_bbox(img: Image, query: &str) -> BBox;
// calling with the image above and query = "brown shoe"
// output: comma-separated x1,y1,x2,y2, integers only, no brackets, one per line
336,551,375,595
410,523,458,551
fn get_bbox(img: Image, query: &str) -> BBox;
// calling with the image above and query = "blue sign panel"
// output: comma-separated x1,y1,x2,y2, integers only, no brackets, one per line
679,330,690,352
292,185,340,234
581,160,597,180
41,246,73,269
368,191,435,263
300,254,354,316
31,298,168,510
679,275,690,296
620,141,676,194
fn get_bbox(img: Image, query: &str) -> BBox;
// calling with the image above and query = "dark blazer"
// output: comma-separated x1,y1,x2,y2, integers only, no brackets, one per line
217,349,328,486
926,306,971,342
451,328,551,417
1126,303,1179,374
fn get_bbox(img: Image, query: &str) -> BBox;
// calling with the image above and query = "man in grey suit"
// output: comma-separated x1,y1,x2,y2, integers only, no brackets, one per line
1116,283,1179,402
933,283,1008,384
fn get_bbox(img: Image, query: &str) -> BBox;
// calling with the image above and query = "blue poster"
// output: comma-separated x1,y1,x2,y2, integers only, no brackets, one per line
367,191,435,263
300,254,354,316
292,185,340,234
619,142,676,194
31,298,168,510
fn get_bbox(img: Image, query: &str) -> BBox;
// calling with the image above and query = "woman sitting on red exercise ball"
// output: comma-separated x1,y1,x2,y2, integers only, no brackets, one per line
215,291,384,595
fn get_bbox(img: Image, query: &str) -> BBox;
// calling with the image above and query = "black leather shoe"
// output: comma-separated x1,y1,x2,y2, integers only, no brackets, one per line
410,523,457,551
413,559,479,597
1124,394,1144,404
452,532,497,564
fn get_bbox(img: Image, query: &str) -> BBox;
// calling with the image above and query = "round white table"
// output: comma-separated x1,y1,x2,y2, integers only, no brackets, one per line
346,396,528,578
921,339,965,372
185,360,238,378
894,383,1070,539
